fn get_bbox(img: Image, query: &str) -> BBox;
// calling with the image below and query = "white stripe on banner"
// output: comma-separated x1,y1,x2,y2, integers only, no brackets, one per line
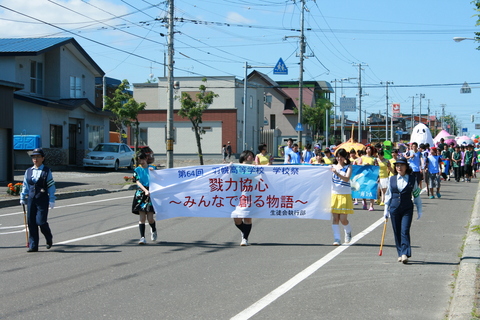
150,164,333,220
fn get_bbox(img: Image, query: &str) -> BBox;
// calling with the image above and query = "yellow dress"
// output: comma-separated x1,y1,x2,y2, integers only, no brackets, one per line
361,155,375,165
255,153,270,165
378,159,389,179
388,158,396,176
324,157,334,165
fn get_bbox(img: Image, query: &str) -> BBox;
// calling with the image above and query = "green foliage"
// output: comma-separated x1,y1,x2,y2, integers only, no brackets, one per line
103,79,146,164
178,78,218,165
103,79,146,132
294,97,333,140
442,114,461,136
473,1,480,49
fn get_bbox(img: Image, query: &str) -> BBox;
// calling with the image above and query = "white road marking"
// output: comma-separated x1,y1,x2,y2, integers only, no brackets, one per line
230,217,385,320
0,195,130,218
0,224,26,235
56,224,137,245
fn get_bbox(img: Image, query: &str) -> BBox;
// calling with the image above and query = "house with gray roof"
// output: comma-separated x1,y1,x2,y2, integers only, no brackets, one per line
0,37,110,169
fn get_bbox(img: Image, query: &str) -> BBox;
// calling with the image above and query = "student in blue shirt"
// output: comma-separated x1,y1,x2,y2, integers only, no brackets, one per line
132,153,157,244
426,147,441,199
20,148,56,252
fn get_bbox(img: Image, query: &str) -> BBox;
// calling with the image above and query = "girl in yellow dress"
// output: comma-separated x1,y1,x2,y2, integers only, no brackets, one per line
330,148,354,245
255,144,272,165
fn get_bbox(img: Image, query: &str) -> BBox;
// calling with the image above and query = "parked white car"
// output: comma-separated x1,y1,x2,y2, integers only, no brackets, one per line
83,143,135,171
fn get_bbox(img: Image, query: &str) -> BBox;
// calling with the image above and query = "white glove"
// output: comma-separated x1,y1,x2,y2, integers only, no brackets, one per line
49,202,55,209
20,199,26,205
417,210,422,220
383,209,390,219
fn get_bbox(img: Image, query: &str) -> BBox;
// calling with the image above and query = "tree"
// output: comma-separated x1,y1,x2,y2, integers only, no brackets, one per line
294,97,333,142
178,78,219,165
443,114,461,135
474,0,480,49
103,79,146,160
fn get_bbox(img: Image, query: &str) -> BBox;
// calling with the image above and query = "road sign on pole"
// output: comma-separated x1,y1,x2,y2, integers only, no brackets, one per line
339,97,356,112
273,58,288,75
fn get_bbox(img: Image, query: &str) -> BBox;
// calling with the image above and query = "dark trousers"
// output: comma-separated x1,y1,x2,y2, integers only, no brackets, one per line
27,198,52,249
390,209,413,258
453,166,461,182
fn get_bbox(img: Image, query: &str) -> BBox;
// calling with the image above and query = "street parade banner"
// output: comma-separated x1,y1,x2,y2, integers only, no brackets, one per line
150,164,333,220
350,165,379,199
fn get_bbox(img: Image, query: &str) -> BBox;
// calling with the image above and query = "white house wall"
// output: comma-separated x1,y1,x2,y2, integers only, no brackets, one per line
59,46,96,102
140,121,222,154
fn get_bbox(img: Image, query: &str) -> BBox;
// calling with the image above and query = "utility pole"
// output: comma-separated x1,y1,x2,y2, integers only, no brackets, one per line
427,99,431,128
297,0,306,149
381,81,393,141
417,93,425,124
166,0,175,168
441,104,446,131
353,63,367,142
331,78,349,142
409,96,415,133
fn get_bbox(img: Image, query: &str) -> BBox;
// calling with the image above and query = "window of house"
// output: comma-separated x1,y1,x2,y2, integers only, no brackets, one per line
270,114,276,130
30,61,43,94
50,125,63,148
70,76,83,98
88,125,104,149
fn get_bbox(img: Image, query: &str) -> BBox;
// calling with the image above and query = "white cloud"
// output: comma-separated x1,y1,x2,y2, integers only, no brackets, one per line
225,12,255,25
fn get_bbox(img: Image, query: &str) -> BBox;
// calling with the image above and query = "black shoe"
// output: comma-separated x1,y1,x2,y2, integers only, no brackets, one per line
46,243,52,249
27,248,38,253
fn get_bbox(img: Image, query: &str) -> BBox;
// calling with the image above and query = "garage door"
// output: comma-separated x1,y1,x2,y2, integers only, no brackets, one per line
0,128,7,181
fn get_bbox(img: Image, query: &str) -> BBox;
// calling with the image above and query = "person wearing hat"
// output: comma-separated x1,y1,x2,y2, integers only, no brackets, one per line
19,148,56,252
383,156,422,263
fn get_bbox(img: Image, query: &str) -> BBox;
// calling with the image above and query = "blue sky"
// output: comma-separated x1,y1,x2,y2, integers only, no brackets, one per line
1,0,479,137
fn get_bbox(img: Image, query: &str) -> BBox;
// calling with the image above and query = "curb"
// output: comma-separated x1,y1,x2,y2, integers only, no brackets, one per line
0,185,137,209
448,181,480,319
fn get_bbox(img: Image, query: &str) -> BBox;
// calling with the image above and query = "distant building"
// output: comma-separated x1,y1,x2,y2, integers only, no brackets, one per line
133,76,263,156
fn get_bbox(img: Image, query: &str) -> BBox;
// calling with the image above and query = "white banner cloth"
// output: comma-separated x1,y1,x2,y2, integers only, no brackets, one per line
150,164,333,220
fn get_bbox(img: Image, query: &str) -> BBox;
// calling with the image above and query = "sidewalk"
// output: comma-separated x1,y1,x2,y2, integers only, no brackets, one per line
1,159,479,318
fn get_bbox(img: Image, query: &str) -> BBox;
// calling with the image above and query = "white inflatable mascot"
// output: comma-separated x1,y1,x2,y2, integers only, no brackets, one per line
410,123,434,146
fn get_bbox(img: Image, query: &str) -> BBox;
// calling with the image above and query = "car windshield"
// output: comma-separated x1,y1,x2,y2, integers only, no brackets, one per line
94,144,119,153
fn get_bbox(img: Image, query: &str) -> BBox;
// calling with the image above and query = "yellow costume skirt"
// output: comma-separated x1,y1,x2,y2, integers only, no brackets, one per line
331,194,354,214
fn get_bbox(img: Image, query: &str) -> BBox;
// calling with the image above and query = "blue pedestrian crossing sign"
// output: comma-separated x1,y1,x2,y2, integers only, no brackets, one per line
295,123,304,131
273,58,288,75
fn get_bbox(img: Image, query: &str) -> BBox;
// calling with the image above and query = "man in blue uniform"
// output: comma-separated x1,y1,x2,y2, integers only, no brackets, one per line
20,148,56,252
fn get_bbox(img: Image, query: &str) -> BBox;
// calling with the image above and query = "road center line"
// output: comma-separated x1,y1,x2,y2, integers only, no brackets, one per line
231,217,385,320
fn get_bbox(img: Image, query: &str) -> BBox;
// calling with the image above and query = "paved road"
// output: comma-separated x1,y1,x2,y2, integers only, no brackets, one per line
0,178,478,319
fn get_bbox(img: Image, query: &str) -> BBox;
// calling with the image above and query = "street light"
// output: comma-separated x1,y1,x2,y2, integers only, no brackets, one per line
453,37,476,42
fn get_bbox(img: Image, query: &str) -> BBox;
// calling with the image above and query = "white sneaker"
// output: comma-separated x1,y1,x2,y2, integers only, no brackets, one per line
151,231,157,241
240,238,249,246
139,237,146,245
333,239,341,246
345,232,352,243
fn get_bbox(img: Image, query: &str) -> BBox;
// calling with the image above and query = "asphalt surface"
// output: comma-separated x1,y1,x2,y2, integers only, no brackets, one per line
0,159,479,319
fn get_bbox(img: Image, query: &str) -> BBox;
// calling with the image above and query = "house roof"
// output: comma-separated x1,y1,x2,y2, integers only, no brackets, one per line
0,79,24,90
14,91,109,115
247,70,291,100
0,37,104,77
